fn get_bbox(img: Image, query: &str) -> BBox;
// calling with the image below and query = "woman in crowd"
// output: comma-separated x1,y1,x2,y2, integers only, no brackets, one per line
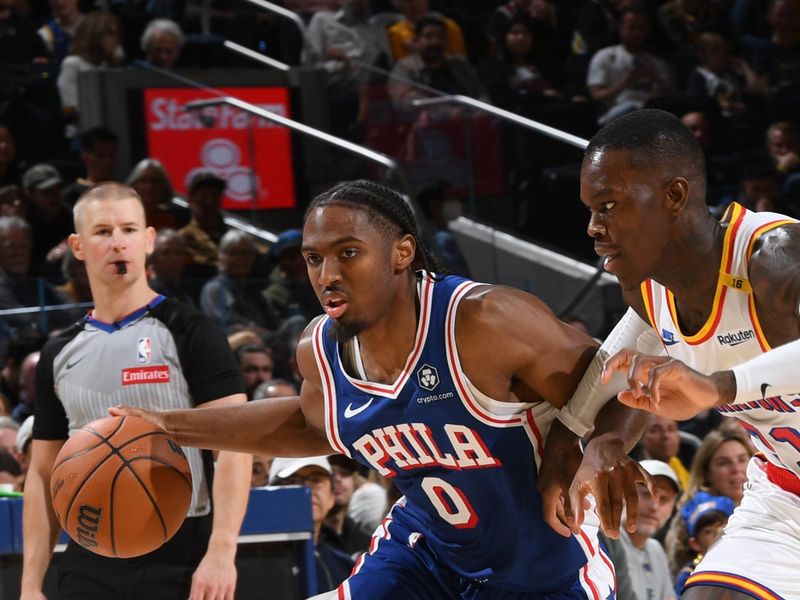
58,11,124,129
665,429,753,578
126,158,179,230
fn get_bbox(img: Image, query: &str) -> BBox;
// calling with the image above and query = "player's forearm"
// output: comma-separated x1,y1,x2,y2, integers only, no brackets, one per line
558,308,653,436
587,399,648,453
160,396,306,453
725,337,800,405
206,451,252,556
21,470,60,594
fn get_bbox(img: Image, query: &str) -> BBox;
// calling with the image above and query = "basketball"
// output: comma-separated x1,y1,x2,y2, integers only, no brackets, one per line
50,415,193,558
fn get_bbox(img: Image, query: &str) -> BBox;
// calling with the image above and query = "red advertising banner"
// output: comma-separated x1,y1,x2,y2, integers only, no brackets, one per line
143,87,296,210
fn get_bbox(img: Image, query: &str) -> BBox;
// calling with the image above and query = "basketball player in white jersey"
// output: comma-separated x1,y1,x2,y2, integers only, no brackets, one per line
544,109,800,600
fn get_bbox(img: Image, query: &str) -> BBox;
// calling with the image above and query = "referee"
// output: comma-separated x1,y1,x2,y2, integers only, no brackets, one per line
21,183,251,600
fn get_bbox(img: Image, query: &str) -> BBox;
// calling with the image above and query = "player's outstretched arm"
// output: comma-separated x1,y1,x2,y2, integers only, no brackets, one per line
110,395,331,455
20,439,67,600
111,322,335,457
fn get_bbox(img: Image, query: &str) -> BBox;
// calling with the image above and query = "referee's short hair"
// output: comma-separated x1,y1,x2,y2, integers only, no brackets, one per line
73,183,145,232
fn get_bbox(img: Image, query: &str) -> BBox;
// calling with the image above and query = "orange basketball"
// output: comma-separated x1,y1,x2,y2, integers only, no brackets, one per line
50,415,192,558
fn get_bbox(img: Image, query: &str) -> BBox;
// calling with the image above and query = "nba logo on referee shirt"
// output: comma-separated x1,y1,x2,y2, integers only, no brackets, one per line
137,337,151,364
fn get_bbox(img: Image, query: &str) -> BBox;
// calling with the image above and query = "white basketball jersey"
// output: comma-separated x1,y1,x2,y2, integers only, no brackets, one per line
640,203,800,477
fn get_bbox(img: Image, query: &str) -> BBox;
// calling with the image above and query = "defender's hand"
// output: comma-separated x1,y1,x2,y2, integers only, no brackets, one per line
568,435,655,538
601,350,725,420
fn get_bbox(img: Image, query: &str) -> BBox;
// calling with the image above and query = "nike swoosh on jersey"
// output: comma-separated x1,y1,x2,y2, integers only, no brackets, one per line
344,397,374,418
65,356,87,370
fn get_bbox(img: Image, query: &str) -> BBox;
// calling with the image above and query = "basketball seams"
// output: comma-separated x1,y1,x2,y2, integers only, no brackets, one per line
108,460,128,557
120,458,169,542
126,455,193,490
61,449,120,545
53,416,191,558
51,416,128,471
51,437,112,471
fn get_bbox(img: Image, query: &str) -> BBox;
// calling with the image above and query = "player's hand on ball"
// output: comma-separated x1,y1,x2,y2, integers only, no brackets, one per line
109,405,167,433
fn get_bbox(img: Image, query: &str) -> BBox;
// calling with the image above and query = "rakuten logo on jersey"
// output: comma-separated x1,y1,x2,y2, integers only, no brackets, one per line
716,329,755,347
121,366,171,385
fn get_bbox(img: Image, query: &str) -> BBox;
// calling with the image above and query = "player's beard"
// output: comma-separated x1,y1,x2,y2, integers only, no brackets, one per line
330,317,367,343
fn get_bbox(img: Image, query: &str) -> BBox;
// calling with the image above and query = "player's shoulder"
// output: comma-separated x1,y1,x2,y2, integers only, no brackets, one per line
297,315,328,359
296,316,327,385
460,283,545,309
746,219,800,292
457,284,551,331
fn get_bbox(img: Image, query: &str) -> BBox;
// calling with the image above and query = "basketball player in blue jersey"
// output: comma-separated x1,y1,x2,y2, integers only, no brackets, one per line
545,109,800,600
114,179,655,599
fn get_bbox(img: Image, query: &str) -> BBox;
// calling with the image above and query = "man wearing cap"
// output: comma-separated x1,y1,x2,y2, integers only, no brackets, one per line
606,460,679,600
22,163,72,279
270,456,355,593
179,170,228,276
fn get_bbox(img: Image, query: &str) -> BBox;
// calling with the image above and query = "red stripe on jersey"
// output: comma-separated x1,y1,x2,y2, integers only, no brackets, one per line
347,274,434,396
524,409,544,461
313,319,349,457
582,564,601,600
599,548,617,592
445,282,523,426
579,529,596,557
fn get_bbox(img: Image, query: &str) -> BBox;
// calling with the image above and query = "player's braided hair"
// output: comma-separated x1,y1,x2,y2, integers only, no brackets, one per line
305,179,443,276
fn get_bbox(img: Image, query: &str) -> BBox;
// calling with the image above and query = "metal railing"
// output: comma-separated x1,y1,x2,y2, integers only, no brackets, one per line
411,95,590,150
241,0,306,37
223,40,290,72
168,196,279,243
184,96,409,192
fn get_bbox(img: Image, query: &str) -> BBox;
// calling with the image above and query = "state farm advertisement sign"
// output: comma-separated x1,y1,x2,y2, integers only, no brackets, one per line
144,87,296,210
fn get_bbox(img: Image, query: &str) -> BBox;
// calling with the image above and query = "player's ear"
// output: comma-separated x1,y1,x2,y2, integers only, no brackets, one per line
665,176,690,216
67,233,83,260
394,234,416,272
688,536,701,554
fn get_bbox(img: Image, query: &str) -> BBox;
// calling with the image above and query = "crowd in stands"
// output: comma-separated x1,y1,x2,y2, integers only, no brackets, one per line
1,0,799,596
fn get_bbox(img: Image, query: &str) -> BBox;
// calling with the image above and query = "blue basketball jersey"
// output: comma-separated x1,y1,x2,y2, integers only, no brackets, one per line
312,272,609,594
